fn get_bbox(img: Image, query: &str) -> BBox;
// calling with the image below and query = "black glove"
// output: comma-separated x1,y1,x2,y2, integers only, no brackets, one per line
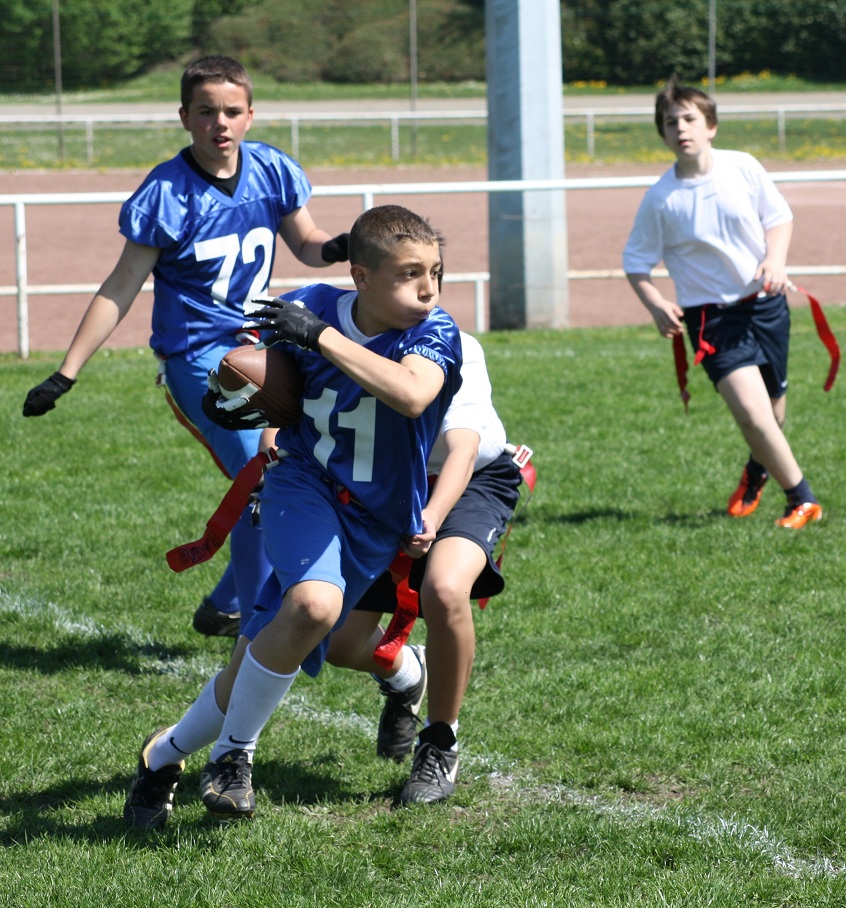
202,369,270,430
250,297,330,352
321,232,349,264
23,371,76,417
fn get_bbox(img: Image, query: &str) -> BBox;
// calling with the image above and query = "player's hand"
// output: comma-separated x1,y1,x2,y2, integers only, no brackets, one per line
647,298,684,339
249,297,330,352
22,371,76,417
201,368,270,430
321,232,349,264
755,259,788,295
402,513,437,559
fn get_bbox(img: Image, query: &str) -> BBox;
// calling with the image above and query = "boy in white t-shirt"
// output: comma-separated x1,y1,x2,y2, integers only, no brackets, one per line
623,76,822,529
326,332,524,806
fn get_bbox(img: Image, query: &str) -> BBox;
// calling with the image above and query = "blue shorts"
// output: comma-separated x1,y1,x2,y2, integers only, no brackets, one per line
161,339,264,480
243,454,401,676
355,451,523,614
683,293,790,398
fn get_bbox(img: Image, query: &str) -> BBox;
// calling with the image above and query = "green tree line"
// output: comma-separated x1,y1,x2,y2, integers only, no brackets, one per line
1,0,844,93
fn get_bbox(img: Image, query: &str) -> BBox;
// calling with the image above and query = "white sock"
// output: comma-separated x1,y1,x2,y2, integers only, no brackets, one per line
210,645,298,763
148,674,225,772
377,645,422,692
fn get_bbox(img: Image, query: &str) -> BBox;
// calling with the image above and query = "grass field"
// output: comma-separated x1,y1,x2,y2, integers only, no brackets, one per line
3,115,846,171
2,71,846,171
2,309,846,906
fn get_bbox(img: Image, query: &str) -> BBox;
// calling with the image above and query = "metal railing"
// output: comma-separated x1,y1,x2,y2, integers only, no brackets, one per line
3,169,846,357
1,102,845,163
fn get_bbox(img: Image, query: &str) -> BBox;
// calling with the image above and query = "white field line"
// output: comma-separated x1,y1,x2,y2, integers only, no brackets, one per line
0,589,226,680
0,589,147,641
270,692,845,881
3,588,840,879
483,772,842,881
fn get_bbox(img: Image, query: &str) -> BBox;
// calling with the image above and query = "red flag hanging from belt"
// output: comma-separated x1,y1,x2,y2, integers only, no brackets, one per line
791,283,840,392
166,449,278,572
671,286,840,410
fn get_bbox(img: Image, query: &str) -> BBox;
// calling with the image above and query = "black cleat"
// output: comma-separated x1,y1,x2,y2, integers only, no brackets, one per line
124,728,184,830
200,749,256,820
400,740,459,805
376,645,427,761
192,597,240,638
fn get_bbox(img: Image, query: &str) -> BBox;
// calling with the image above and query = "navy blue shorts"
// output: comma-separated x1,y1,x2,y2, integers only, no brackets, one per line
355,451,523,614
683,293,790,398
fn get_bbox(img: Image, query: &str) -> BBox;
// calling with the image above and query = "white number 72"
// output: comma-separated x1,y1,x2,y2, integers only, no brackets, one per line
194,227,276,314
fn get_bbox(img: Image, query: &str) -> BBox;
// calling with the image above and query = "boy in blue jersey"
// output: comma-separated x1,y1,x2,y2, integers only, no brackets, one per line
22,56,349,635
124,204,463,829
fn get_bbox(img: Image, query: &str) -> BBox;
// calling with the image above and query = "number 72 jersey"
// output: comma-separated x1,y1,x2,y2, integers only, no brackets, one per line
119,141,313,362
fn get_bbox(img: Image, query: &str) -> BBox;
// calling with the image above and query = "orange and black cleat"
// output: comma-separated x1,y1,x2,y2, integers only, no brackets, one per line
727,467,768,518
775,501,823,529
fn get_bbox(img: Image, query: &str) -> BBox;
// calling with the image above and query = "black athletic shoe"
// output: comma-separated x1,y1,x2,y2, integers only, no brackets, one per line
200,749,256,820
192,597,240,638
376,644,427,761
124,728,184,830
400,740,459,805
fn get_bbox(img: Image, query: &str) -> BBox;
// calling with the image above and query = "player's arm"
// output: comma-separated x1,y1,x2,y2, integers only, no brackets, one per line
259,426,278,453
757,220,793,294
248,297,447,416
279,206,348,267
404,427,479,558
60,239,160,379
324,335,447,417
23,239,159,416
626,272,684,339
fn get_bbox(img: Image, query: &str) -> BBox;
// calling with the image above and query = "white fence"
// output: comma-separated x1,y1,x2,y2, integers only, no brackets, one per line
4,169,846,357
2,102,846,163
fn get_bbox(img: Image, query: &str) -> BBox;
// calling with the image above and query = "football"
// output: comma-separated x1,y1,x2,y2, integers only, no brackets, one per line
217,344,304,428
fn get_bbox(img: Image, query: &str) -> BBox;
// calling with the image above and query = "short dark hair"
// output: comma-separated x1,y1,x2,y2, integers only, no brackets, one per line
180,55,253,110
349,205,442,269
654,74,717,137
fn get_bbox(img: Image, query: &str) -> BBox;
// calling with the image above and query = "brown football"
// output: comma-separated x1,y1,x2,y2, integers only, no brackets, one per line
217,344,304,428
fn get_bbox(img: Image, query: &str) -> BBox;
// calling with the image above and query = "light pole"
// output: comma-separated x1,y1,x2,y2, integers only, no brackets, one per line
708,0,717,94
409,0,418,157
53,0,65,158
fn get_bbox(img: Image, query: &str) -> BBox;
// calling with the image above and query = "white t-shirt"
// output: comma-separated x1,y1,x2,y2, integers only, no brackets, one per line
622,149,793,307
426,332,507,475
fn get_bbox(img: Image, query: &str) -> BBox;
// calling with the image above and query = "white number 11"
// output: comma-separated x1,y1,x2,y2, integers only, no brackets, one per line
303,389,377,483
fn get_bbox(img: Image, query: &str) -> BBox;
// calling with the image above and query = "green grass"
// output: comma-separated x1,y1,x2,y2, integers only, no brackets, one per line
2,67,845,170
2,308,846,905
3,115,846,171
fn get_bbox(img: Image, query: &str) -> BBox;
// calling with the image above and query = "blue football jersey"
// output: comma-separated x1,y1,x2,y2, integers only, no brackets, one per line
119,141,312,361
272,284,463,537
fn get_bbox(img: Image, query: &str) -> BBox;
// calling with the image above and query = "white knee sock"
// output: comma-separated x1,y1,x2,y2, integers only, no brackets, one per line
210,645,298,763
378,644,422,691
148,674,225,772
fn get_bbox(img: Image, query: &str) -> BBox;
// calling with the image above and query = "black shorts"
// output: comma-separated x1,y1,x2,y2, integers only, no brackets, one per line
683,293,790,398
355,451,523,615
